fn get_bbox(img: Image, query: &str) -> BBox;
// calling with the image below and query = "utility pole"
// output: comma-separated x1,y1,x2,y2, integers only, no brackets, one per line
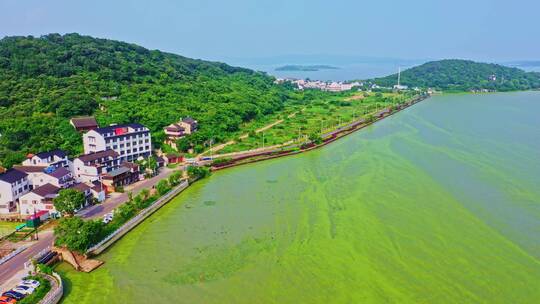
397,67,401,88
33,209,38,241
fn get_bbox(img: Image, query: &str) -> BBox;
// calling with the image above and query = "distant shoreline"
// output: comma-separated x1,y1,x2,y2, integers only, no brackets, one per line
275,65,340,72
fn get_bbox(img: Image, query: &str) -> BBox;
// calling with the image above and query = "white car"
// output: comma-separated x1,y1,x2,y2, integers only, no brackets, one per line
102,213,114,224
20,279,40,289
13,285,35,295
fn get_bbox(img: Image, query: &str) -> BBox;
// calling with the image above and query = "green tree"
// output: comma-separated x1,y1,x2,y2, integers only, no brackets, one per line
53,189,86,216
168,170,182,186
140,188,150,200
156,179,171,195
54,217,103,253
308,132,323,145
187,166,211,180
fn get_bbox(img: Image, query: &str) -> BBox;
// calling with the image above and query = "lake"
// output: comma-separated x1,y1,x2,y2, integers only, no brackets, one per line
58,92,540,303
248,62,407,81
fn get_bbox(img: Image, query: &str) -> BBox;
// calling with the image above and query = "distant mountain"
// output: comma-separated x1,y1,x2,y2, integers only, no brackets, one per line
275,65,339,72
372,59,540,91
0,33,293,167
505,60,540,68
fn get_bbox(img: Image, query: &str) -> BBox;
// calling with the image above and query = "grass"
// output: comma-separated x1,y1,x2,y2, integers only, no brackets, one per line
0,221,19,238
218,91,413,154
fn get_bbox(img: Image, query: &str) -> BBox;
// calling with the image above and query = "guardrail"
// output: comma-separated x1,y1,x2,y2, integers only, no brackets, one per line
86,180,190,256
39,272,63,304
0,245,29,266
24,246,52,270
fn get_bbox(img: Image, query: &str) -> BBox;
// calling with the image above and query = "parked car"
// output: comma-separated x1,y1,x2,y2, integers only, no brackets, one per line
13,285,34,295
2,291,24,300
102,212,114,224
0,296,16,304
20,279,40,289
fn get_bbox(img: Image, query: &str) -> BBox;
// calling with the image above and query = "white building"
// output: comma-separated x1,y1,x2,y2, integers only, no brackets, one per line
0,169,30,214
19,183,60,216
22,150,71,169
83,123,152,162
73,149,121,183
14,166,74,190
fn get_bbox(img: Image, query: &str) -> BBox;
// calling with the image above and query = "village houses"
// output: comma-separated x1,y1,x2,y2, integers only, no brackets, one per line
1,120,153,217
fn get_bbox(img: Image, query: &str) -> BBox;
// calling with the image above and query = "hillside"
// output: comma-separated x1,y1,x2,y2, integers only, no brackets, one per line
372,59,540,91
0,33,298,167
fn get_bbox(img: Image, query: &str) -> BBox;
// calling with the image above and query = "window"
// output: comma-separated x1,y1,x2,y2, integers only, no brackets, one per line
89,136,96,143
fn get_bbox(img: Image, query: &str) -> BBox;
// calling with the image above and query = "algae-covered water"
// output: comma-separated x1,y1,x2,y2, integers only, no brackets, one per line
58,92,540,303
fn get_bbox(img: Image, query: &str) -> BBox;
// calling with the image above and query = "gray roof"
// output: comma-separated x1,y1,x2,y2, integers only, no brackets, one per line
0,169,27,183
48,167,71,178
35,149,67,160
32,183,60,197
13,165,47,173
70,116,98,128
94,123,146,135
77,149,119,163
71,183,91,192
105,166,130,177
182,117,197,124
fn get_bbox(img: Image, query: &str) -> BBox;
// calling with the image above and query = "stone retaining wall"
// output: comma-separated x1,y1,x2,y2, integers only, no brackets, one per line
39,272,63,304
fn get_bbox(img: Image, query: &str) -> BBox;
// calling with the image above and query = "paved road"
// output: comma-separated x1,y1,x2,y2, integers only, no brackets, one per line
78,167,176,220
0,167,178,286
0,230,54,287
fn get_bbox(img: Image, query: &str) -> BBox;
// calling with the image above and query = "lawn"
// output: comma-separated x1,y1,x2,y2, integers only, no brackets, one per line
218,91,415,154
0,221,19,238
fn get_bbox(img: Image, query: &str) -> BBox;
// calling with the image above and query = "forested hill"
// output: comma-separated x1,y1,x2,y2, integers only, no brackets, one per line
372,59,540,91
0,33,297,167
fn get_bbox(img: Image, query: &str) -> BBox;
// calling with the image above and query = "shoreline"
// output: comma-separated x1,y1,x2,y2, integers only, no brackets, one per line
80,94,429,261
210,94,430,171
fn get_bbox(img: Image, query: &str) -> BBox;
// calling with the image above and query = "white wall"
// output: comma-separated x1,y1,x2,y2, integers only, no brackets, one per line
83,130,106,154
73,159,100,183
19,192,57,216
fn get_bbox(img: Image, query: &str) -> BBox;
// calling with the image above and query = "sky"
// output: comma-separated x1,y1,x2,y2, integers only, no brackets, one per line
0,0,539,63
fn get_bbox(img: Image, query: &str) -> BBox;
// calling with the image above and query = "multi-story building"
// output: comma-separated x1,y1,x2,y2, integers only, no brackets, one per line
0,169,30,214
73,149,121,183
22,150,71,168
13,166,74,189
83,123,152,162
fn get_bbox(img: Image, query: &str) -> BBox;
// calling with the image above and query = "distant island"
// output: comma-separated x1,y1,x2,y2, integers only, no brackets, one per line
275,65,339,72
